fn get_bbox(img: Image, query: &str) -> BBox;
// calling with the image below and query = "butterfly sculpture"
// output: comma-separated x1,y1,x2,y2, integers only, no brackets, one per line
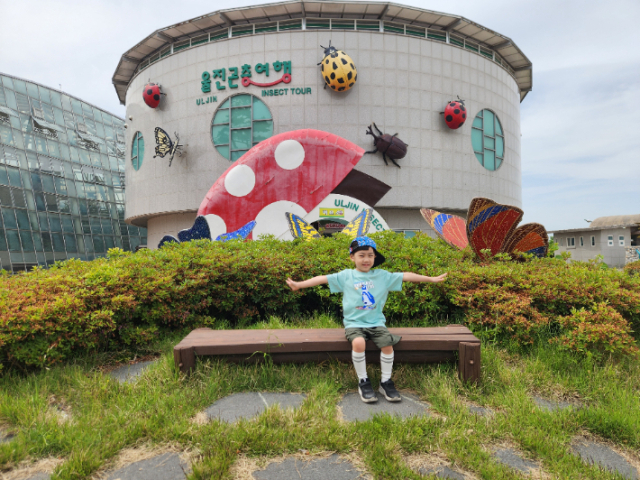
420,209,468,250
285,209,374,241
153,127,183,166
157,217,256,248
421,198,549,260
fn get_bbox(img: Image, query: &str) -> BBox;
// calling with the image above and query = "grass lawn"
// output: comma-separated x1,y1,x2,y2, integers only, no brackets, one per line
1,314,639,479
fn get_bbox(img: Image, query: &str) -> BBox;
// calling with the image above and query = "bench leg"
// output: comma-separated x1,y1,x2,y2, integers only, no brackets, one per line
458,342,481,384
174,346,196,374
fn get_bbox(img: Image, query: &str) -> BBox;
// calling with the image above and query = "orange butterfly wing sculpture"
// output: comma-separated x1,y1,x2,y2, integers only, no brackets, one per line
421,198,549,260
420,208,468,250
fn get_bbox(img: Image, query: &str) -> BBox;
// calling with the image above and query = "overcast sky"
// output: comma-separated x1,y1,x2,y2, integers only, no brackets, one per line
1,0,638,230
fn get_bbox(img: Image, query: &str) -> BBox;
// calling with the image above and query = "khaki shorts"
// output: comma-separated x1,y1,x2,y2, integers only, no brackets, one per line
344,326,401,349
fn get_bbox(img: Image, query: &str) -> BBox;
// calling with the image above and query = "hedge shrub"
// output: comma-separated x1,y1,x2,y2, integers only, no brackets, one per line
1,232,639,369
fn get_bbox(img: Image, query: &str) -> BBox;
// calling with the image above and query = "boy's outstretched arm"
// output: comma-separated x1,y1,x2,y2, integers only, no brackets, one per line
403,272,448,283
286,275,328,291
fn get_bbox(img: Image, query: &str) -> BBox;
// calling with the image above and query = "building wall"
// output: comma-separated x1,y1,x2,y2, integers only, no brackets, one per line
0,73,147,273
554,227,631,267
124,30,522,245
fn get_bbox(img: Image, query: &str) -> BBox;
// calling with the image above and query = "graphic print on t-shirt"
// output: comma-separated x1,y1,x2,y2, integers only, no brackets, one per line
354,281,376,310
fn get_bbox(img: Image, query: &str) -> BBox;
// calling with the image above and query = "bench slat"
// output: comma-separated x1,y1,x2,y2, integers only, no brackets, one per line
173,325,481,384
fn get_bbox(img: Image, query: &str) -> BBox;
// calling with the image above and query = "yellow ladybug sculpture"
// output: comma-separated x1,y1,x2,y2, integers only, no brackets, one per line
318,41,357,92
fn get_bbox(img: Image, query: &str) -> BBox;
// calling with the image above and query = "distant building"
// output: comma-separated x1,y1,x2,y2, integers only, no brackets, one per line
550,215,640,268
0,73,147,273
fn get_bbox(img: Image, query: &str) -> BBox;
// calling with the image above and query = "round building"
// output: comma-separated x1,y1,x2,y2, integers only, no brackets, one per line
112,1,532,247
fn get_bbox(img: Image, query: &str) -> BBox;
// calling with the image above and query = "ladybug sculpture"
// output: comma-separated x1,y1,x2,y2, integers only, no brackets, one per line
318,41,357,92
142,82,164,109
442,96,466,129
365,123,407,168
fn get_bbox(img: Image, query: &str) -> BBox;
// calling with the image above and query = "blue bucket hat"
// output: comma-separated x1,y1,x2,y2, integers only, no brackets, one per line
349,236,386,267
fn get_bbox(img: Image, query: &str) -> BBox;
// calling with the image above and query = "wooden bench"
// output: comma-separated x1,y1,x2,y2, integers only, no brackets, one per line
174,324,481,383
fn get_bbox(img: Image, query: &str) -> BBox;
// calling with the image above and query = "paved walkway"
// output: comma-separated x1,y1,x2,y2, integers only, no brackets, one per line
3,363,638,480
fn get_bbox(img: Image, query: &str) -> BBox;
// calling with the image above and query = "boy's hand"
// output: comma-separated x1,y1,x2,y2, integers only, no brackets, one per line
432,273,448,283
286,278,300,291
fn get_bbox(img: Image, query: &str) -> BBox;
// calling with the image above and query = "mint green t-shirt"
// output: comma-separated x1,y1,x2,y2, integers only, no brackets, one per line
327,268,404,328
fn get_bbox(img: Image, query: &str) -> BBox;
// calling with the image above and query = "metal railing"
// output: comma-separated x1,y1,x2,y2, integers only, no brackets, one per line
134,18,515,79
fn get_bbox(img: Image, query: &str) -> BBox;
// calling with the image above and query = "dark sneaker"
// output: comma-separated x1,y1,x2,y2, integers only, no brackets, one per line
358,378,378,403
379,379,402,402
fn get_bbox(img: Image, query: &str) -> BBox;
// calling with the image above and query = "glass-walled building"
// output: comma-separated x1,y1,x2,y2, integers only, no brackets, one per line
0,73,147,273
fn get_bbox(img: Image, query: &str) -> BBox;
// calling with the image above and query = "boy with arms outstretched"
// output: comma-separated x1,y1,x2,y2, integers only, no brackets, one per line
286,236,447,403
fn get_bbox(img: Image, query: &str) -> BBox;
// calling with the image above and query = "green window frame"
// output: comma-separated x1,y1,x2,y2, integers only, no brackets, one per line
131,131,144,171
211,94,273,161
471,109,504,171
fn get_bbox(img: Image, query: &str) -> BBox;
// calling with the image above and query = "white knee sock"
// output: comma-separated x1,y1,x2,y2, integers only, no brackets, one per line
352,351,367,381
380,352,394,383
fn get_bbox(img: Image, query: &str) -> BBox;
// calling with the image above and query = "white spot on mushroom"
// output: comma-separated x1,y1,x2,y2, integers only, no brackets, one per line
274,140,305,170
252,201,307,240
204,214,227,240
224,164,256,197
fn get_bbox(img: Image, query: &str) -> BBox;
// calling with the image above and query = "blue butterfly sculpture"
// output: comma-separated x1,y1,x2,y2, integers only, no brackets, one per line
158,216,256,248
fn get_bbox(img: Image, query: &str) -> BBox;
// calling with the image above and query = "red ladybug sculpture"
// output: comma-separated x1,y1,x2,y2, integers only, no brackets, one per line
443,97,467,129
142,83,163,108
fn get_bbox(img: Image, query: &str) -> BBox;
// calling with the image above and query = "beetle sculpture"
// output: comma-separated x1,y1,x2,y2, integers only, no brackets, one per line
142,82,165,109
441,96,467,129
317,41,357,92
365,123,407,168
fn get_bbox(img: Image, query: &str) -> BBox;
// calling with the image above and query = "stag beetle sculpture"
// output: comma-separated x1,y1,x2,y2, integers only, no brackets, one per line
365,123,407,168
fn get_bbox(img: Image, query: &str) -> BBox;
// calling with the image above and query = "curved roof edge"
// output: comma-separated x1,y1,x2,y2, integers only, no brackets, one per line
590,214,640,228
112,0,532,105
2,72,124,122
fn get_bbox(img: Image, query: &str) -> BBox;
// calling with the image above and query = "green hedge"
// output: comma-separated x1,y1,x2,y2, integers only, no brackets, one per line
1,232,639,370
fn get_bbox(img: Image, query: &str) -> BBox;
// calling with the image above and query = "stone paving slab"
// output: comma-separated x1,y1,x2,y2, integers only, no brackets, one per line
419,465,466,479
492,448,539,473
467,405,493,417
252,454,363,480
205,392,306,423
572,440,638,479
109,361,156,384
105,452,189,480
24,474,50,480
339,392,429,422
532,395,575,412
0,431,15,444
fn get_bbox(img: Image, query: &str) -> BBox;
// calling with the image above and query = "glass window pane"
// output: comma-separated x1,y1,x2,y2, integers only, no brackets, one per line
15,209,29,229
483,110,495,137
496,136,504,158
42,175,55,193
471,129,483,153
212,125,229,145
475,153,484,165
231,95,251,107
216,145,229,159
231,150,248,161
26,83,40,99
12,189,26,208
20,230,34,251
52,233,65,252
64,234,77,252
6,229,21,252
231,129,251,150
2,208,17,229
253,121,273,143
253,98,271,120
484,150,495,170
231,107,251,128
495,118,503,135
49,214,62,232
0,185,11,205
93,236,105,253
484,136,495,150
45,194,58,212
7,167,21,187
213,109,229,125
61,215,74,233
0,167,8,185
